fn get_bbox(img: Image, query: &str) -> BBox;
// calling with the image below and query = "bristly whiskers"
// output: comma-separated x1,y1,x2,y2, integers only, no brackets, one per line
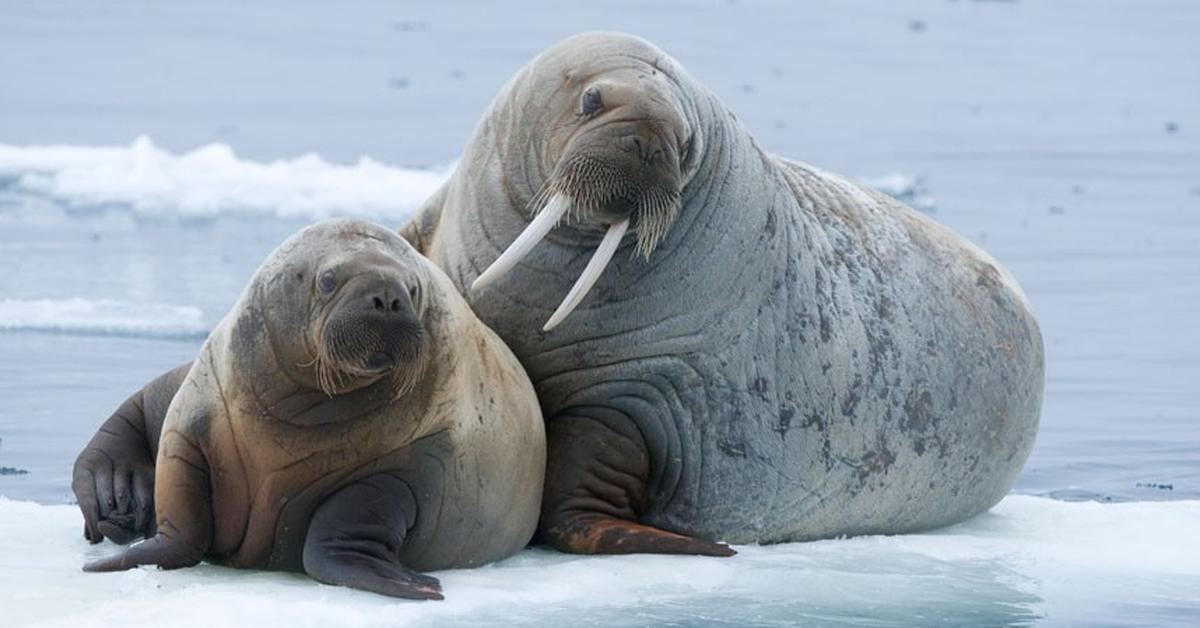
530,154,680,259
298,352,343,398
301,319,429,400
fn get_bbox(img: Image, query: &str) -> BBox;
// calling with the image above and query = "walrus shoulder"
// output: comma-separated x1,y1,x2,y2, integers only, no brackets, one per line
398,182,448,256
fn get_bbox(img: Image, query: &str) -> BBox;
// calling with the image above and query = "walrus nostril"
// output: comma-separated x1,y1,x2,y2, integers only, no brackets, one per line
390,299,401,313
373,296,386,311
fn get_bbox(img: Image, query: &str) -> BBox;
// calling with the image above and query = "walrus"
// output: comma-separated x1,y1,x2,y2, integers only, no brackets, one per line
399,32,1044,555
73,32,1043,559
78,218,544,599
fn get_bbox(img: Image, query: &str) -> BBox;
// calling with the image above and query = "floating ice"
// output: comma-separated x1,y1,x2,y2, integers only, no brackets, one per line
0,298,208,339
1,495,1196,627
0,137,451,221
856,173,937,212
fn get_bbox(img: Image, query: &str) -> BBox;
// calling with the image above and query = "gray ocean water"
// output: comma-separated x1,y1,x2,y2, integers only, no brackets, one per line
0,1,1197,625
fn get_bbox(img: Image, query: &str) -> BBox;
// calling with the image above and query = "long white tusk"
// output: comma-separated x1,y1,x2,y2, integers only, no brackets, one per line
542,218,630,332
471,193,571,294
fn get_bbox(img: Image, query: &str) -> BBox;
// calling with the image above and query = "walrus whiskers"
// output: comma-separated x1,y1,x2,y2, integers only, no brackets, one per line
632,187,680,258
298,353,337,398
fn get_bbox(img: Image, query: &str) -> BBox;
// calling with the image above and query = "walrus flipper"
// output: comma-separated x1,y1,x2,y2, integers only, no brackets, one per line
302,472,444,600
540,416,735,557
73,362,192,544
83,429,213,572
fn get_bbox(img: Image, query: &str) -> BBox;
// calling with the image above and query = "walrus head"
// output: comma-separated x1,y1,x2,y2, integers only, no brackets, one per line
471,32,701,331
257,219,432,399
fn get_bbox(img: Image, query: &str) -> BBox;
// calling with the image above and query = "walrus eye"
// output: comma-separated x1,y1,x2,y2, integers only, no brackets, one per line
581,87,603,116
319,270,337,295
408,283,420,308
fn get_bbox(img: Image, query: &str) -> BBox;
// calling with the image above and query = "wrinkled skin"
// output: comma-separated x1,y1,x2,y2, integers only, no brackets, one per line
77,219,544,600
402,32,1044,553
74,32,1043,559
73,364,188,544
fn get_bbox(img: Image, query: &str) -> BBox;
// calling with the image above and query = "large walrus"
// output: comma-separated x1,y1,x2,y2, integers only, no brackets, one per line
79,219,544,599
400,32,1044,555
73,32,1042,559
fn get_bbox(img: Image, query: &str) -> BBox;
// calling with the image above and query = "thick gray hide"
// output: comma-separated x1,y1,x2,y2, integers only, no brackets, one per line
408,33,1043,543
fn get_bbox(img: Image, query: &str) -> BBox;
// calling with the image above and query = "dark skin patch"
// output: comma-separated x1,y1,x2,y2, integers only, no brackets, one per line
302,471,443,600
773,405,796,438
73,363,192,544
540,414,735,557
841,374,863,417
852,437,897,486
903,388,935,434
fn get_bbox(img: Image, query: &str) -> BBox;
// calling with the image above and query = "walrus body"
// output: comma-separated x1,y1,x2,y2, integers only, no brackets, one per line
402,32,1043,552
72,32,1043,560
82,219,544,599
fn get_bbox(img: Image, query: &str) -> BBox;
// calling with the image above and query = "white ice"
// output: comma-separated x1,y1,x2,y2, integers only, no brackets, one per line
0,298,207,339
0,137,451,221
2,496,1197,627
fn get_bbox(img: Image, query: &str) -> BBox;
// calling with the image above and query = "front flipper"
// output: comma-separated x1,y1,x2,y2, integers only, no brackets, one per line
540,414,736,557
302,472,443,600
73,362,192,544
84,429,213,572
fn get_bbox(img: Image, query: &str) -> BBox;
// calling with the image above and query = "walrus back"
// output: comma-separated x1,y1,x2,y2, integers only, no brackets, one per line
649,158,1044,543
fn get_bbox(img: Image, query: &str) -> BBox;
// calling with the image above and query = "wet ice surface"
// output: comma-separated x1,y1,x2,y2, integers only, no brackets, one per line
1,0,1198,625
3,496,1198,627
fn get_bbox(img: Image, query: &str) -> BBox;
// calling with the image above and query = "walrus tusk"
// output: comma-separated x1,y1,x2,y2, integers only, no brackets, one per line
542,218,630,332
471,193,571,293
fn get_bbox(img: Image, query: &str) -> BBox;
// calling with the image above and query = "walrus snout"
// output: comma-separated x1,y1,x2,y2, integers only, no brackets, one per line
320,272,426,384
617,131,667,166
360,282,413,319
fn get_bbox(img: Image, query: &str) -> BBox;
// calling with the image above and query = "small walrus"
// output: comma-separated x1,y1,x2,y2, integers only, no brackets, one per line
80,218,544,600
402,32,1044,555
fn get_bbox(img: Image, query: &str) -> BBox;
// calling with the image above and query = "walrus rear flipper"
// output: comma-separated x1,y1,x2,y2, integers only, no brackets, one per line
541,415,736,557
302,471,443,600
544,513,737,557
83,429,213,573
72,363,192,545
82,527,207,572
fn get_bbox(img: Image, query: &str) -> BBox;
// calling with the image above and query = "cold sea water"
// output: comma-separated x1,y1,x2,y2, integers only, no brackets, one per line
0,1,1197,626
